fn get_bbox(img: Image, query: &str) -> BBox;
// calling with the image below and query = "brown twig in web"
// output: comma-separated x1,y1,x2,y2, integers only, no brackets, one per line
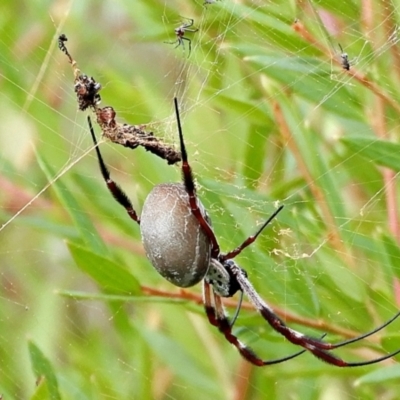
96,107,182,164
58,34,181,165
140,286,370,341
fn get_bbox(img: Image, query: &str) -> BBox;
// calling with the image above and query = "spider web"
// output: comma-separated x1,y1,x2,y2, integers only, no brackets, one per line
1,0,400,399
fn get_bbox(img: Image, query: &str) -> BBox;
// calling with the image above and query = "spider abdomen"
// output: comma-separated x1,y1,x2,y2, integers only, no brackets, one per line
140,183,212,287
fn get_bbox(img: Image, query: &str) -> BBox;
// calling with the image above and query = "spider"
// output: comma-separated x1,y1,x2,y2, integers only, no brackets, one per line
87,98,400,367
338,43,350,71
165,18,198,56
204,0,221,5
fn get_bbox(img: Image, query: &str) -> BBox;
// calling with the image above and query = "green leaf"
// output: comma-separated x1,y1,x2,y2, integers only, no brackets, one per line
135,325,218,393
36,153,106,255
67,241,141,294
341,137,400,171
28,341,61,400
30,379,51,400
355,364,400,386
381,234,400,282
243,54,362,120
318,251,366,303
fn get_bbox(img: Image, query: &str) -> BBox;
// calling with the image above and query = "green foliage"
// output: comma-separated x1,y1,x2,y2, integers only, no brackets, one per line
1,0,400,399
28,341,61,400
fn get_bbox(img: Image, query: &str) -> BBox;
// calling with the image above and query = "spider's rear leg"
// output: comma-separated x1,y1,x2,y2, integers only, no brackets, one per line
88,116,140,224
230,262,400,367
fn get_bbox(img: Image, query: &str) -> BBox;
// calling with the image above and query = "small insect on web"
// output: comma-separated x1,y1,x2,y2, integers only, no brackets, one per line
165,17,199,56
338,43,350,70
204,0,222,5
58,34,181,165
88,97,400,367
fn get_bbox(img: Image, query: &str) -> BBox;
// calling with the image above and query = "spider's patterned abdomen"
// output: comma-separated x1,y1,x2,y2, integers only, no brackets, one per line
140,183,212,287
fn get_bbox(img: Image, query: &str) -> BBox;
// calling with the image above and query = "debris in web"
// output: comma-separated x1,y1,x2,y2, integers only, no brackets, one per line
95,107,182,163
58,34,181,165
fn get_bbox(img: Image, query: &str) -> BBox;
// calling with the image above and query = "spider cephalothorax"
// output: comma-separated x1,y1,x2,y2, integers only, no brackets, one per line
88,98,400,367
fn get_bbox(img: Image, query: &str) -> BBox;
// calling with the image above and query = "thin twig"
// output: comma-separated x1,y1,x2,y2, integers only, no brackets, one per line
141,286,367,340
371,97,400,241
272,101,354,267
233,360,253,400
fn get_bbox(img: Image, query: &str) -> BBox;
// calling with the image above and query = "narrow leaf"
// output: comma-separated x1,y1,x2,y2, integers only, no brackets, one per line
28,341,61,400
341,137,400,171
36,153,106,255
355,364,400,386
67,241,141,294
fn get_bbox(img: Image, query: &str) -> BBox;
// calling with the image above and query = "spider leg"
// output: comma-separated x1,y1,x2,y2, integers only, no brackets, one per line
164,39,179,47
180,17,194,28
222,205,284,261
230,289,244,327
215,195,400,361
327,310,400,349
203,281,307,366
175,38,184,49
174,98,220,256
87,116,140,224
230,261,400,366
180,37,192,56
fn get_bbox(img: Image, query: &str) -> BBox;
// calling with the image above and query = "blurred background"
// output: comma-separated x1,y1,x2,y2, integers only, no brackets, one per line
1,0,400,399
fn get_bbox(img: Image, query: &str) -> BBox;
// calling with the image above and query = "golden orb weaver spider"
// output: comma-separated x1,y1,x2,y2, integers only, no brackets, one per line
87,98,400,367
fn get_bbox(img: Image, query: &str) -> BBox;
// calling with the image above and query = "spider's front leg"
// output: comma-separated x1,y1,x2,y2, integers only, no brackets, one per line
203,259,307,365
174,98,220,256
229,260,400,367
